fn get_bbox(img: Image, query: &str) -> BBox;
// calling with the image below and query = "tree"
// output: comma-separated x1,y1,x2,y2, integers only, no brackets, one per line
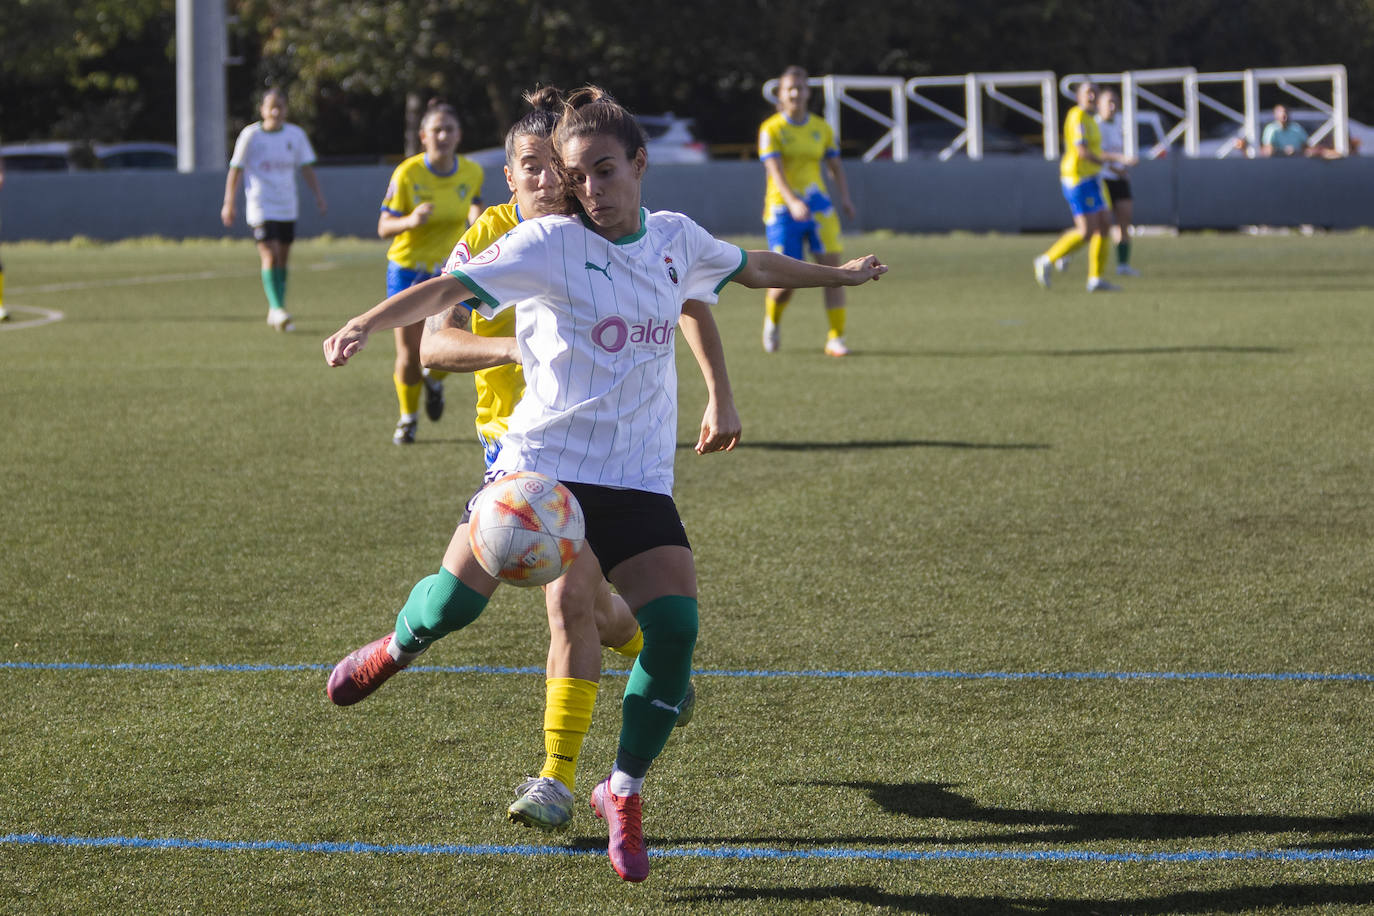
0,0,175,142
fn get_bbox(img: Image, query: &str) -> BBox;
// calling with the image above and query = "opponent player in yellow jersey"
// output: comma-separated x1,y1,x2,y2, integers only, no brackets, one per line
414,87,715,833
378,99,485,444
759,65,857,356
1033,80,1134,293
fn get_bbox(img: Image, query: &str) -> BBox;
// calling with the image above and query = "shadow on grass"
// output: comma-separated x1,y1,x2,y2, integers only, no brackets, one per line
678,440,1050,452
856,345,1291,359
667,881,1374,914
807,781,1374,847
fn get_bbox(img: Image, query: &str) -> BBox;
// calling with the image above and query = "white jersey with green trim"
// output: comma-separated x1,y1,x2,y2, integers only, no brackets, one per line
451,207,746,495
229,122,316,225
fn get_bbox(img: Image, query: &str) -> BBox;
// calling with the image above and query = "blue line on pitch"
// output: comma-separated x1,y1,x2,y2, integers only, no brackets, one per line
3,832,1372,865
2,660,1372,683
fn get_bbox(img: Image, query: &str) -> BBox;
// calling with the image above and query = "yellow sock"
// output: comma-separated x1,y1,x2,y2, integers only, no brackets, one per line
1044,229,1085,263
394,374,422,418
825,306,846,340
541,677,598,791
611,627,643,659
765,295,788,325
1088,233,1106,281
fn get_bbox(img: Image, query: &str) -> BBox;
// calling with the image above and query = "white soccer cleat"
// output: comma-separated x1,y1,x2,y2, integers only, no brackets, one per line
762,319,780,353
1116,264,1141,277
508,776,576,831
1054,255,1072,272
266,309,295,332
823,336,850,357
1033,256,1052,289
1086,278,1121,292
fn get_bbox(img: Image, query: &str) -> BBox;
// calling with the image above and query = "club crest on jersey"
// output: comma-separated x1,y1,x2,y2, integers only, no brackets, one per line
443,242,471,272
591,315,676,354
664,255,678,285
468,242,500,266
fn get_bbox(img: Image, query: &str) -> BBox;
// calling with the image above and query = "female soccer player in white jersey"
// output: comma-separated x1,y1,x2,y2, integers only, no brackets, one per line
417,86,721,834
221,88,327,332
1094,88,1140,277
322,86,886,883
759,65,858,356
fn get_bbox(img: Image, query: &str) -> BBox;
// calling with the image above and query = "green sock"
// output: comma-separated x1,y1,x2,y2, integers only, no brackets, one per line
394,569,487,653
1117,239,1131,266
272,267,288,308
261,269,285,311
619,595,698,763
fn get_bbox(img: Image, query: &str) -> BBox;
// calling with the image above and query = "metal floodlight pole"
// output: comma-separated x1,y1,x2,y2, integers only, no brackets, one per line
175,0,228,173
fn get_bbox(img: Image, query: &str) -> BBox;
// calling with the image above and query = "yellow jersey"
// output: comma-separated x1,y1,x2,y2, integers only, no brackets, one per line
442,202,523,447
1060,106,1102,182
382,154,485,271
758,112,838,220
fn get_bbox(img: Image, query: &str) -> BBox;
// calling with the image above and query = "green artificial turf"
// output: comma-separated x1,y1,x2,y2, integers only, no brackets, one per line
2,231,1371,914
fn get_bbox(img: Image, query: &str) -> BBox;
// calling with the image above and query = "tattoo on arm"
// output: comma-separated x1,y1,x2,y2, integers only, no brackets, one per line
425,307,470,336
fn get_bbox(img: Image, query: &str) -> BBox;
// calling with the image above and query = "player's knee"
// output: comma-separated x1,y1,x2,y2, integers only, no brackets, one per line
403,570,487,639
638,595,698,655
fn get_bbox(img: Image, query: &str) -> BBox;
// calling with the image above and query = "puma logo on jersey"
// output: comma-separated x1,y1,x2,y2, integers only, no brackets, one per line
584,259,612,279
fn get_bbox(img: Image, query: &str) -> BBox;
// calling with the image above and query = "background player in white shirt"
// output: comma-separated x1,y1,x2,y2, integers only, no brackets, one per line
322,86,886,883
1095,88,1140,277
221,88,327,331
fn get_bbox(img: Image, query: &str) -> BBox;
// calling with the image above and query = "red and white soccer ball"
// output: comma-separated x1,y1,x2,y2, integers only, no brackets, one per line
467,472,585,587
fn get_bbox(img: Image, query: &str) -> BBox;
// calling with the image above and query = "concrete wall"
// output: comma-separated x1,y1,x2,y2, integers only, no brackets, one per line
4,157,1373,242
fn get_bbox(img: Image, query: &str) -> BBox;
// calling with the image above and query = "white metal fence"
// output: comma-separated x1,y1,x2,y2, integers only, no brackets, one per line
762,66,1351,162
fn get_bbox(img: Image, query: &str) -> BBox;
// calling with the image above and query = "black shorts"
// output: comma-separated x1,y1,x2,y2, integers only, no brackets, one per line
1103,178,1132,203
461,478,691,578
252,220,296,244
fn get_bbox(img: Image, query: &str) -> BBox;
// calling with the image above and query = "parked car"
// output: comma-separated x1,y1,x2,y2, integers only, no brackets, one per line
872,121,1034,160
0,140,97,171
1,140,178,171
95,142,177,170
464,112,707,168
1195,109,1374,158
636,113,708,164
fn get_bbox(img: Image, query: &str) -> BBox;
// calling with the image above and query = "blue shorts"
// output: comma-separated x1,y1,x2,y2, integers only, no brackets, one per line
386,261,437,298
1061,176,1106,217
765,193,843,260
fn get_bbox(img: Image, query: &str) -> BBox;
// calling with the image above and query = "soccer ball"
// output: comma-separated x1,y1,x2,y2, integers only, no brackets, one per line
467,472,585,587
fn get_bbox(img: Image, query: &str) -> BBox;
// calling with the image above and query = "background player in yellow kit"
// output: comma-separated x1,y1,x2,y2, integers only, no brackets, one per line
758,65,857,356
378,99,484,444
416,87,717,832
1033,80,1133,293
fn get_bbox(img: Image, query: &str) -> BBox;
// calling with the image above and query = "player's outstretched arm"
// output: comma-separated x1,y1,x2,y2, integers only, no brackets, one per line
420,306,521,373
679,299,740,455
324,274,474,367
732,250,887,291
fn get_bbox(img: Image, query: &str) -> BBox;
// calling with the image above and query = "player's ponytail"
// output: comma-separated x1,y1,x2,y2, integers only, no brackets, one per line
554,86,647,163
503,85,564,163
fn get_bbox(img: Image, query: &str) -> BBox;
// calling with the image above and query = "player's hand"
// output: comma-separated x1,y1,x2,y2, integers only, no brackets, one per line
323,321,370,366
317,195,329,216
786,198,811,222
841,198,857,222
695,397,741,455
220,203,234,228
412,202,434,226
839,254,888,284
